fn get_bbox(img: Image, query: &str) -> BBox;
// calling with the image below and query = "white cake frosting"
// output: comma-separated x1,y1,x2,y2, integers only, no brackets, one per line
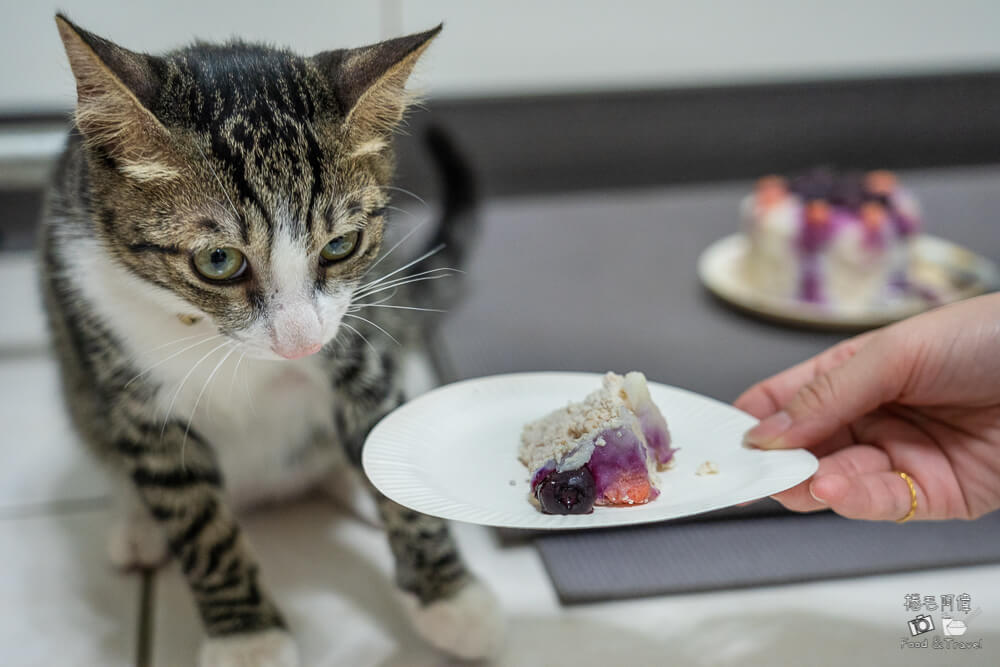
742,170,921,312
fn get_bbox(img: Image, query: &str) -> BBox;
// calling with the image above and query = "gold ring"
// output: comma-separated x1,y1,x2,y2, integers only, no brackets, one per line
896,471,917,523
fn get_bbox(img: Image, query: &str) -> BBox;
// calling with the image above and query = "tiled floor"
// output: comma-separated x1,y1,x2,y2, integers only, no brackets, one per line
3,223,999,666
0,357,110,513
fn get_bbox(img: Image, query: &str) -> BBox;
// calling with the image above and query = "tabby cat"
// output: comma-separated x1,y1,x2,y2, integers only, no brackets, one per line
41,14,502,666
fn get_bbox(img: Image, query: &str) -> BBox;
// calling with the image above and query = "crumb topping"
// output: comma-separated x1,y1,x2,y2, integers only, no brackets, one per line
519,373,630,472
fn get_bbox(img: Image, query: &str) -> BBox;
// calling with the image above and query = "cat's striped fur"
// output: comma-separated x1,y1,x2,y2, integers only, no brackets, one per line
41,15,500,665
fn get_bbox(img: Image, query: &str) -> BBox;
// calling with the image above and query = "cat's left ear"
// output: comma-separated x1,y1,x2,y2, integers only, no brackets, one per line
313,26,441,145
55,14,179,181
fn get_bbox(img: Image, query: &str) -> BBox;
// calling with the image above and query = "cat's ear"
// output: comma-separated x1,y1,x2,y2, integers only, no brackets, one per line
55,14,179,181
314,26,441,146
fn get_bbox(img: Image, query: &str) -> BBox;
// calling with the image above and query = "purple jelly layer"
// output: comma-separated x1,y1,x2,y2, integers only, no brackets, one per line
636,410,675,466
586,425,659,501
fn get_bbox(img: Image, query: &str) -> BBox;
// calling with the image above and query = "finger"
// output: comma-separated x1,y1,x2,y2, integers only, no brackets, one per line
734,333,874,420
745,332,904,450
847,407,965,520
770,443,891,512
734,357,827,420
768,480,825,513
811,470,924,522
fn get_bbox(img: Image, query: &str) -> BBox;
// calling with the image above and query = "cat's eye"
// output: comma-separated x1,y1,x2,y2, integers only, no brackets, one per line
320,231,360,263
192,247,247,281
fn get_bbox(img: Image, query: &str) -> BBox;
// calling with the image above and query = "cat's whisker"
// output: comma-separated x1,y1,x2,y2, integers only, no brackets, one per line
159,340,233,442
343,313,400,346
181,342,239,464
349,288,399,310
351,267,452,306
228,349,247,402
124,333,224,389
343,183,429,212
334,186,382,207
350,303,446,313
138,331,214,357
353,271,457,301
384,205,418,218
340,321,379,356
207,343,242,418
361,220,429,278
358,265,462,292
354,267,457,301
241,352,256,413
355,243,446,294
378,184,429,210
353,277,451,303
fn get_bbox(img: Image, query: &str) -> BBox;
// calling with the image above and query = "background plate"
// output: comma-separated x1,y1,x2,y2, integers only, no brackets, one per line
363,372,817,530
698,233,999,330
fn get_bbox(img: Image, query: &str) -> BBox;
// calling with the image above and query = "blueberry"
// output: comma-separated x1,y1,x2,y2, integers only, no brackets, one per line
535,467,596,515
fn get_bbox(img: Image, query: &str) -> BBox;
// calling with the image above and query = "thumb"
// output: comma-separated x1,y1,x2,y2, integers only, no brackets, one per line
745,335,904,450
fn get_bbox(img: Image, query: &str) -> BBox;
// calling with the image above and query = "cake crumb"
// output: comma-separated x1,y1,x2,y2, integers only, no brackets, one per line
696,461,719,476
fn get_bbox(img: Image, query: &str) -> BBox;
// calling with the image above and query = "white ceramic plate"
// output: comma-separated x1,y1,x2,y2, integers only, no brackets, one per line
362,372,817,530
698,234,999,330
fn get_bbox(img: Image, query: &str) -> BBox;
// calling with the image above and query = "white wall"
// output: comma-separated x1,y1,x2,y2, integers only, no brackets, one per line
401,0,1000,96
0,0,383,114
2,0,1000,113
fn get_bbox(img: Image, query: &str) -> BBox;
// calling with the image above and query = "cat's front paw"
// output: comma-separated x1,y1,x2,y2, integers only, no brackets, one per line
107,514,169,570
402,579,505,660
199,629,299,667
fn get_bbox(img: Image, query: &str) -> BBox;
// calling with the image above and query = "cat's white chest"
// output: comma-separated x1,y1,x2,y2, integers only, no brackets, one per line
136,330,343,506
165,350,341,507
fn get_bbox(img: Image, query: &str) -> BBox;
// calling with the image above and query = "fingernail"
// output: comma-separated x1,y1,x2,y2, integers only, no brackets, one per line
809,482,827,504
743,410,792,448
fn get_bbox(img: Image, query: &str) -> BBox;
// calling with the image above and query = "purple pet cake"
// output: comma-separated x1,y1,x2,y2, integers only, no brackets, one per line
741,169,921,311
519,372,675,515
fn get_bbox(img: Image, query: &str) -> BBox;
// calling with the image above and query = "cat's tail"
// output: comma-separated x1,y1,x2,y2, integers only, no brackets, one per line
399,124,480,314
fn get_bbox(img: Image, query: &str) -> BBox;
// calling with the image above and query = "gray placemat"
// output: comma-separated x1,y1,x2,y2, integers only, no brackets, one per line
536,511,1000,604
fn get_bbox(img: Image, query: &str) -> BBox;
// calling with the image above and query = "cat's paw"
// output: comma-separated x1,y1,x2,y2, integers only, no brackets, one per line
199,629,299,667
402,579,505,660
107,514,169,570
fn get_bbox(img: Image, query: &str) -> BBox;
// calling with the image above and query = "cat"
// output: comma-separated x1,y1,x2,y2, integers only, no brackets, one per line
40,14,502,666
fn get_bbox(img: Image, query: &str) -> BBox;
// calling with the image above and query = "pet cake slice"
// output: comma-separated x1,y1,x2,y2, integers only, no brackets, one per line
519,372,675,515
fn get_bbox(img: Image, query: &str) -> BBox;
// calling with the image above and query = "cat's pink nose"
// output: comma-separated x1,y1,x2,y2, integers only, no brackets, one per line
274,342,323,360
271,302,323,359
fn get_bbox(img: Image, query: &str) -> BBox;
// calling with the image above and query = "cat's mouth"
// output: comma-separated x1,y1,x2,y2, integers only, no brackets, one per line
272,341,324,360
223,320,336,363
224,334,326,362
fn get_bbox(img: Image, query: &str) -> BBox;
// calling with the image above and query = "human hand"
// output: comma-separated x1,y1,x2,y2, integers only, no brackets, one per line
735,293,1000,521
